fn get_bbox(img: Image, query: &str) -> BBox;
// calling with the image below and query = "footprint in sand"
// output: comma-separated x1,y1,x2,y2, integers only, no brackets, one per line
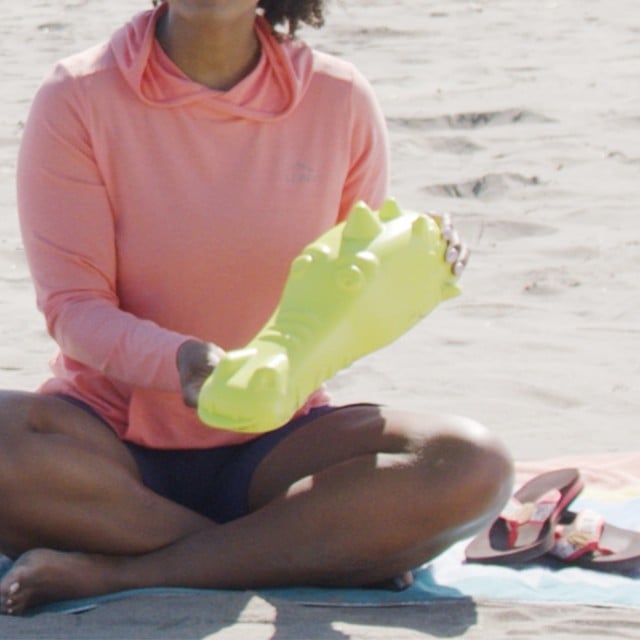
424,173,541,200
522,267,582,296
386,108,553,132
406,214,556,252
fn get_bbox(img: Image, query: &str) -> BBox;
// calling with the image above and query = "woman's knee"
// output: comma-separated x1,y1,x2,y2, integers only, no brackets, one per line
0,390,138,478
408,414,514,530
0,391,41,464
0,390,39,430
0,391,76,439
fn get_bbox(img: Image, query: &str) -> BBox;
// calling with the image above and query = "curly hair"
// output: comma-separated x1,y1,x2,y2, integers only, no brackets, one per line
258,0,326,35
151,1,327,36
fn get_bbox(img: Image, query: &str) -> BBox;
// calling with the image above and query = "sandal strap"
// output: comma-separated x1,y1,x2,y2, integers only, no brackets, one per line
501,489,562,548
551,509,614,561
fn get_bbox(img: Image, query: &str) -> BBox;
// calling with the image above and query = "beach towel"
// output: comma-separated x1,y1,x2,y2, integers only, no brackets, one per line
1,453,638,615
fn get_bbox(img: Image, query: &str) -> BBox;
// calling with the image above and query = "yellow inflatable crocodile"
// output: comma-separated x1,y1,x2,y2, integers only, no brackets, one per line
197,199,461,433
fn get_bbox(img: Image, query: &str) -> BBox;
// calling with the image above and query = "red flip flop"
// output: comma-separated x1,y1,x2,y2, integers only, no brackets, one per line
465,468,584,564
550,509,640,572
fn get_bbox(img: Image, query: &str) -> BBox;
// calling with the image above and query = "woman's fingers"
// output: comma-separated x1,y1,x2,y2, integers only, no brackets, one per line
437,212,454,240
429,211,469,277
445,228,461,263
453,244,470,277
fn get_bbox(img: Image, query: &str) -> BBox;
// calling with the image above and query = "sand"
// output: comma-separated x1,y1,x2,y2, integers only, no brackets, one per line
1,0,638,637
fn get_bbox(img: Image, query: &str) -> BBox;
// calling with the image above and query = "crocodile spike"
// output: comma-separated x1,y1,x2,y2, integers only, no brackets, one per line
411,214,430,239
378,198,403,221
343,201,383,242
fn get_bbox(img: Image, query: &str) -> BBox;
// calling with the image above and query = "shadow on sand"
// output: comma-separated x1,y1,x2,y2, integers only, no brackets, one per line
0,587,477,639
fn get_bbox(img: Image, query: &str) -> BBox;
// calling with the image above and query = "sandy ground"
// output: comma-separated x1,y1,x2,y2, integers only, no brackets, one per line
1,593,640,640
1,0,639,637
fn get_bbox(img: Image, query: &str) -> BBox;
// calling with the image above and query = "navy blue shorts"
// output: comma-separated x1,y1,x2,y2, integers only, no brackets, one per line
57,395,342,523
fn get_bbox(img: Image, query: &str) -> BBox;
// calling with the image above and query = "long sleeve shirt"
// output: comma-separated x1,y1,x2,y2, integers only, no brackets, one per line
17,5,389,448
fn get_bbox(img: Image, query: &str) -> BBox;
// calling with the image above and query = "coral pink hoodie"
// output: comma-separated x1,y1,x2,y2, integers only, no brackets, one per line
18,6,389,448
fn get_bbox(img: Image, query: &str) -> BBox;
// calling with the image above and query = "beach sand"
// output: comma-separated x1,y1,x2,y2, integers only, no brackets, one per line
1,0,638,637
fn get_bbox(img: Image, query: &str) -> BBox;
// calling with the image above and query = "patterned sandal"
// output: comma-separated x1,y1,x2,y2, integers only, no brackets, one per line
465,468,584,564
550,509,640,572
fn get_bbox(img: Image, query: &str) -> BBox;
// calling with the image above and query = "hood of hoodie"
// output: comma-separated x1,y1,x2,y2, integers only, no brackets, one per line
110,6,313,122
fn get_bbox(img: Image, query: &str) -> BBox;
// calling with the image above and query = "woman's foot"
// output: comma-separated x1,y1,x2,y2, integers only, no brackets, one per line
366,570,414,591
0,547,415,615
0,548,119,615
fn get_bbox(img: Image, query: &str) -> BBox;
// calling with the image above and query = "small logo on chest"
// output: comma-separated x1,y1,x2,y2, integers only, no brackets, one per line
288,161,318,184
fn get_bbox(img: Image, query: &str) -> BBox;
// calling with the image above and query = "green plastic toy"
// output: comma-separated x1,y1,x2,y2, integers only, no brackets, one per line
197,199,461,433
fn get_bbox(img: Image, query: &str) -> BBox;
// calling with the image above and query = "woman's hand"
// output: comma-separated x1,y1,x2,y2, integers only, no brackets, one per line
435,212,470,277
176,340,225,408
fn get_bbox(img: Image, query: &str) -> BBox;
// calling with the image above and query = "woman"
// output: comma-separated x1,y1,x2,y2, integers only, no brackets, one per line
0,0,513,614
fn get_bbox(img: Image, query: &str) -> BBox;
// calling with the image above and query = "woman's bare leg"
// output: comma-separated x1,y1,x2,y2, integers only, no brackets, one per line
1,405,513,614
0,390,213,558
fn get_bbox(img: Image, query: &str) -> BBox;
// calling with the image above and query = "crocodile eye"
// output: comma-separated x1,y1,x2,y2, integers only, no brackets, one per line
290,253,313,278
336,264,365,293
